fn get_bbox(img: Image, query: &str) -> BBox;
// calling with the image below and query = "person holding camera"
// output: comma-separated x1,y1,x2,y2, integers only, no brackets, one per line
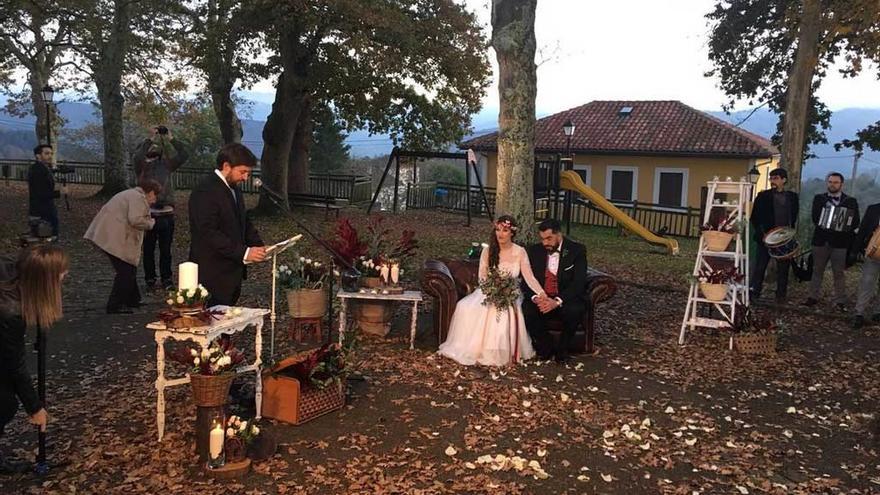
133,126,189,291
0,245,68,471
27,145,60,237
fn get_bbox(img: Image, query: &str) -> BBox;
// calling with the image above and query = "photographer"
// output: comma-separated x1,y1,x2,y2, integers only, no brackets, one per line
26,145,60,237
133,126,188,291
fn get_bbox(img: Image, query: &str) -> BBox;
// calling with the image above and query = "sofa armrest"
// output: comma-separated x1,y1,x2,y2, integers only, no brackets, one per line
421,260,459,345
583,269,618,354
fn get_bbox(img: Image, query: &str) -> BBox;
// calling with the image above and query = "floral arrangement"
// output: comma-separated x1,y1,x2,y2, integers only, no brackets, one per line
279,342,350,390
695,266,744,285
225,415,260,444
170,339,245,376
329,215,418,277
166,284,210,308
277,256,328,290
730,304,783,335
479,268,521,319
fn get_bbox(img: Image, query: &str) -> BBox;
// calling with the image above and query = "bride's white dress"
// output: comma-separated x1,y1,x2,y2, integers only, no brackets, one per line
438,244,545,366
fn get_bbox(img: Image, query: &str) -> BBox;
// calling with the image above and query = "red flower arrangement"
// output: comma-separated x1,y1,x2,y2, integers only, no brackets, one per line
696,266,744,285
328,215,418,272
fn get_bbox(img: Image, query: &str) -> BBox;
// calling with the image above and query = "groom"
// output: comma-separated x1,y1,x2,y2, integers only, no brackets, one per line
522,219,589,362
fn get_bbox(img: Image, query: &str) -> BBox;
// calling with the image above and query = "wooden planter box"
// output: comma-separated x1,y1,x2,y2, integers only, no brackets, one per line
262,354,345,425
731,333,777,355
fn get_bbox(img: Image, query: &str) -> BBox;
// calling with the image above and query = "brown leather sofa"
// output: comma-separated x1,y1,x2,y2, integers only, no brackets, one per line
421,258,617,354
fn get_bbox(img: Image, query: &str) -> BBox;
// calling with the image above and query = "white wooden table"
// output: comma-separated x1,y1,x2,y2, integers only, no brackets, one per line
336,290,423,349
146,306,269,441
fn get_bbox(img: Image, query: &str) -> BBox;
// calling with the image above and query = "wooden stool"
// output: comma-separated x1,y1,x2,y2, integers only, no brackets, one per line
289,317,323,343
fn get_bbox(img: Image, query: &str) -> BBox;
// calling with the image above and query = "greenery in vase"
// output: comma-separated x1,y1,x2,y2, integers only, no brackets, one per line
277,256,328,290
165,284,210,307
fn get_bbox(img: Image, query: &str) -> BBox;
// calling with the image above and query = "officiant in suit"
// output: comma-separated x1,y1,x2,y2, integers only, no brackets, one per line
188,143,266,306
522,219,589,362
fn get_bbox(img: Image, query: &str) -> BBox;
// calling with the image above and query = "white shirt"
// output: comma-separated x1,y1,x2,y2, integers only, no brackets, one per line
214,169,250,262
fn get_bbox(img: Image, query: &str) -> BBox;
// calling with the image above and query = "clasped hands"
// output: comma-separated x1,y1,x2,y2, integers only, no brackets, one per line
533,293,560,314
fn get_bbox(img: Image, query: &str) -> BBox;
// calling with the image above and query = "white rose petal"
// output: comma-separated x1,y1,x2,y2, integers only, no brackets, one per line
465,462,476,469
444,446,457,456
786,406,797,414
601,473,613,482
560,393,570,403
665,406,675,414
684,438,697,446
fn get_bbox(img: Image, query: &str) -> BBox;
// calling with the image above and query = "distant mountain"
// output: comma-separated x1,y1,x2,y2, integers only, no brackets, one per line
2,94,879,177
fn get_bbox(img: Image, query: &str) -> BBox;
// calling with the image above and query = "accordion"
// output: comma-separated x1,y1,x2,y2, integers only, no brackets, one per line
818,204,856,233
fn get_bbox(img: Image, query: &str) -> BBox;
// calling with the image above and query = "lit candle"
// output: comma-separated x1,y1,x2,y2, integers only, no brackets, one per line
380,264,390,284
209,421,224,460
390,263,399,285
179,262,198,290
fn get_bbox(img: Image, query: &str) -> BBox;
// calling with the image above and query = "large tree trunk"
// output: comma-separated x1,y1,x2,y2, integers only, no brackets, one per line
287,97,312,194
209,80,242,144
256,30,310,213
779,0,822,193
492,0,537,241
93,0,131,196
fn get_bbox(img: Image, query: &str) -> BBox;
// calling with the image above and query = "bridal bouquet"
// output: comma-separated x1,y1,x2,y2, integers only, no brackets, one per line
480,268,521,319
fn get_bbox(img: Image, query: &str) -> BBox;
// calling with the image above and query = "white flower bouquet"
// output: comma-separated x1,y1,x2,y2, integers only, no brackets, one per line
166,284,210,309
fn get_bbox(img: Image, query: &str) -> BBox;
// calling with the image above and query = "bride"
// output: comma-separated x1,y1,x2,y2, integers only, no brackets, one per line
438,215,547,366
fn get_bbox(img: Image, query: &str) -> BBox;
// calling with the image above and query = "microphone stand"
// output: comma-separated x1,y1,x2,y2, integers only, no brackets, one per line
255,184,360,355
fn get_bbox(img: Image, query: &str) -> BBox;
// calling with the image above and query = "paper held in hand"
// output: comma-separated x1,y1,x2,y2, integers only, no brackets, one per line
244,234,303,264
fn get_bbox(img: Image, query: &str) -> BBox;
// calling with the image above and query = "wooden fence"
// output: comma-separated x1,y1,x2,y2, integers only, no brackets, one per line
0,159,372,203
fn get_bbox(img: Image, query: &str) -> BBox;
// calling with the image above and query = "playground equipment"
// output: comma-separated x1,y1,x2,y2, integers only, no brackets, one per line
559,170,679,255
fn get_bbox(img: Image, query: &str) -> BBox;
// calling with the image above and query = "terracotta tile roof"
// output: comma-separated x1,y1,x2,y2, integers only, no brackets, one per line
461,100,778,158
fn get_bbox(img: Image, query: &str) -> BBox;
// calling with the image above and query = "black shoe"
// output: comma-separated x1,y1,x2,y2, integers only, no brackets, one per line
852,315,865,330
554,352,571,364
872,314,880,323
835,303,848,313
536,351,554,361
803,297,819,307
145,279,157,291
106,307,134,314
126,302,144,309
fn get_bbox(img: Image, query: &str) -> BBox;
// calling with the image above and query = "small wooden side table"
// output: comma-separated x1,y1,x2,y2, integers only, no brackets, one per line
289,316,323,343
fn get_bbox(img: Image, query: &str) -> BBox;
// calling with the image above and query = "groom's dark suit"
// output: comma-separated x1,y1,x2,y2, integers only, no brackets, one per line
521,238,589,360
189,171,263,306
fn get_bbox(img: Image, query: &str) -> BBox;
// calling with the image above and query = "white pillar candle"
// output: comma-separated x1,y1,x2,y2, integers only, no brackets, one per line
179,262,198,290
380,264,390,283
390,263,399,285
209,422,224,460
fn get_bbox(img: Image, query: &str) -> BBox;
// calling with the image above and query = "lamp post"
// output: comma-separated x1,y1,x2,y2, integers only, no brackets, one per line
562,119,576,234
40,85,54,147
747,165,760,186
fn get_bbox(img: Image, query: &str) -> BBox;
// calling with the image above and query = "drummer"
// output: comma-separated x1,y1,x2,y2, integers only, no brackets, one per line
805,172,859,311
750,168,799,304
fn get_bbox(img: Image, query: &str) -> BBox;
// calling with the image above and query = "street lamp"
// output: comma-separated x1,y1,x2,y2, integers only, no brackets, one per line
41,85,54,147
562,119,575,157
747,164,760,186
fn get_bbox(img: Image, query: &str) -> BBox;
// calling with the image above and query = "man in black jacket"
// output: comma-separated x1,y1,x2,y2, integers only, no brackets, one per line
26,145,59,236
805,172,859,310
188,144,266,306
749,168,799,303
134,126,189,291
852,202,880,329
521,219,588,363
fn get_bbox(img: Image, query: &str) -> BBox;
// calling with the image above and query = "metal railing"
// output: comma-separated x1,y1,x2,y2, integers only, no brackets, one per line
537,196,700,238
0,159,371,201
406,181,497,216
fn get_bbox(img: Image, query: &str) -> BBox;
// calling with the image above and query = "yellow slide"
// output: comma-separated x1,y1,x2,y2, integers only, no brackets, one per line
559,170,680,255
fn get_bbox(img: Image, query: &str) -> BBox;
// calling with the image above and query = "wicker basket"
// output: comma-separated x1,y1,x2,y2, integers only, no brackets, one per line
262,353,345,425
189,373,235,407
732,333,777,355
700,282,728,301
287,288,328,318
703,231,734,251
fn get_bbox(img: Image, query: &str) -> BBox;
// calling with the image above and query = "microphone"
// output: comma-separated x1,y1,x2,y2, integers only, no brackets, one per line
252,178,285,203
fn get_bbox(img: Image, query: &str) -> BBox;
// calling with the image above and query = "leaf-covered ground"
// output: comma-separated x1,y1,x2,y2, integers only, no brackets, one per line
0,183,878,494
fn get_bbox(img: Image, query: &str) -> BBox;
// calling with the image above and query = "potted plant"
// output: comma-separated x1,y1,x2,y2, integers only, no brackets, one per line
328,216,418,336
700,213,739,252
728,305,781,354
172,339,245,407
695,266,743,301
224,415,261,463
277,256,329,318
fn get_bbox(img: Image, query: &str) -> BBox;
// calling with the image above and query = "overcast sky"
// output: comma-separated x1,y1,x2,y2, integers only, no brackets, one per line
457,0,880,114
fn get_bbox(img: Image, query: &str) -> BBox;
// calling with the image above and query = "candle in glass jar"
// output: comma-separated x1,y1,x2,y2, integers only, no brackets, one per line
390,263,399,285
209,421,224,460
179,262,199,290
380,264,390,283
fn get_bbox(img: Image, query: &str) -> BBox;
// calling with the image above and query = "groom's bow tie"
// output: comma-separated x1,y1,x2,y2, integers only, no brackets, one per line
548,249,561,255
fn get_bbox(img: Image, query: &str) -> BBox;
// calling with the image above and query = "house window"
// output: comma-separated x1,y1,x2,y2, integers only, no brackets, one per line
573,164,591,186
652,167,689,207
606,166,638,202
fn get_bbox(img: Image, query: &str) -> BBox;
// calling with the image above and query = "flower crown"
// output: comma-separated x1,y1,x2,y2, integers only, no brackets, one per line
496,219,518,232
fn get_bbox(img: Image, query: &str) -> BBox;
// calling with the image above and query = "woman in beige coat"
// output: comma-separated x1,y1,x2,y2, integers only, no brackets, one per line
84,180,160,313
